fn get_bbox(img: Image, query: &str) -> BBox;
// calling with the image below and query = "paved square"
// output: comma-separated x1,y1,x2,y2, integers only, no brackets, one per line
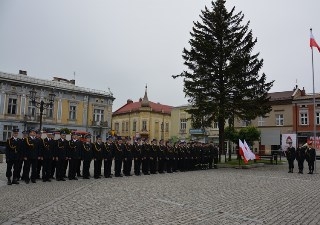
0,161,320,225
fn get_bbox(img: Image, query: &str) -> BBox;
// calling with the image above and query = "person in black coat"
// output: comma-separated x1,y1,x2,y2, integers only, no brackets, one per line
296,144,306,174
67,133,81,180
114,137,124,177
36,130,44,180
285,140,296,173
123,138,133,176
149,139,158,174
103,137,114,178
157,139,166,174
306,141,316,174
22,128,40,183
81,134,93,179
5,128,22,185
54,131,68,181
92,135,104,179
133,139,142,176
41,132,55,182
141,139,151,175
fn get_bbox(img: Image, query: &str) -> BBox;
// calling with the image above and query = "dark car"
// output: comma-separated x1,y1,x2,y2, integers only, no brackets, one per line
0,141,6,154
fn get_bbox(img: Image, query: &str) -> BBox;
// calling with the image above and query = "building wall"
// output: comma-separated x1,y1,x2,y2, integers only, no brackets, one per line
0,72,114,141
112,110,171,141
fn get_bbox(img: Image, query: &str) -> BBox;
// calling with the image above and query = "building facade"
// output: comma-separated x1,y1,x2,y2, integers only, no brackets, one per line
112,86,172,141
0,70,114,141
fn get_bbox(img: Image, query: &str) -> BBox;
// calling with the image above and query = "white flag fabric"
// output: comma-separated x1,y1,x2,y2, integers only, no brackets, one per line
243,140,256,160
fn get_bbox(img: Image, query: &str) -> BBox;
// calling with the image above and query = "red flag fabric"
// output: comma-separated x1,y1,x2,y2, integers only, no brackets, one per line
310,30,320,52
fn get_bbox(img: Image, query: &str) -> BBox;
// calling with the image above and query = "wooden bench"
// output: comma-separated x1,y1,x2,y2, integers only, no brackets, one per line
258,155,278,165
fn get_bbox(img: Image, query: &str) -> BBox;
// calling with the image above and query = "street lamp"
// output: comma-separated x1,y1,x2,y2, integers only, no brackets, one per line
29,88,55,131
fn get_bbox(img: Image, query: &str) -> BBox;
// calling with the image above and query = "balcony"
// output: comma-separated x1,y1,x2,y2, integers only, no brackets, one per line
91,120,109,128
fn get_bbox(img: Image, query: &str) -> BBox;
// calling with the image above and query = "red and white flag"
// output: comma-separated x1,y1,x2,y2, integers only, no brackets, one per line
310,30,320,52
239,139,249,164
243,140,260,160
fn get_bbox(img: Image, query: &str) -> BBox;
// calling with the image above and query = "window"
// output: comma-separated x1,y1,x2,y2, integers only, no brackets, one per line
122,122,125,132
317,112,320,125
125,122,129,131
114,122,119,133
7,98,17,114
69,105,76,120
93,109,104,122
180,118,187,133
3,125,18,141
213,122,219,129
241,120,250,127
46,105,54,118
300,112,308,125
258,116,265,127
165,122,169,132
142,120,147,131
133,121,137,132
28,101,36,117
275,114,284,126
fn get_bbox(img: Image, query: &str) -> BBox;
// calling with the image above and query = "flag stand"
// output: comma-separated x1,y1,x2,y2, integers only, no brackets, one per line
310,28,317,173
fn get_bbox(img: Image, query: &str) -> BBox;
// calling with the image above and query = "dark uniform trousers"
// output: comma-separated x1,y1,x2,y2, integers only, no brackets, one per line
94,159,102,178
134,159,141,175
42,159,52,181
158,159,165,173
142,158,150,174
104,159,112,177
68,158,78,179
123,159,132,175
114,159,122,176
56,159,66,180
23,159,38,181
83,160,91,178
51,160,56,178
6,160,19,179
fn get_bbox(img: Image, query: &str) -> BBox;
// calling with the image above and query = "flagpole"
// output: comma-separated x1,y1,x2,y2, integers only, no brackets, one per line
310,28,317,173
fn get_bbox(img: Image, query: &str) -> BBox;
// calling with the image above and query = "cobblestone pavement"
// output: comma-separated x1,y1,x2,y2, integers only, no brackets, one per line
0,160,320,225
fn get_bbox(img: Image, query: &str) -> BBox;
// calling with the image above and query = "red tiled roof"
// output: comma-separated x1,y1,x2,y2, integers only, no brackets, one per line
113,101,172,115
267,90,295,101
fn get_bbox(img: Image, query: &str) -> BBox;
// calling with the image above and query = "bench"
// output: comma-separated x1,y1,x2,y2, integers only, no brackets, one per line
258,155,278,165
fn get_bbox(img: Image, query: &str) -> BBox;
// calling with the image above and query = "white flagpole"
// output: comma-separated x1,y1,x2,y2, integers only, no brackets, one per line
310,28,317,173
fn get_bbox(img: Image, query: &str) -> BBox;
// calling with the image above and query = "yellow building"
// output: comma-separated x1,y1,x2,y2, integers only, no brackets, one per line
0,70,114,141
112,86,172,141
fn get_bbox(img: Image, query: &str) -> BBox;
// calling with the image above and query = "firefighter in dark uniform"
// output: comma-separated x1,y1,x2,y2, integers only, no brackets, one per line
208,142,215,169
306,140,316,174
165,141,174,173
5,128,22,185
123,138,133,176
93,135,104,179
68,132,81,180
213,145,219,169
36,130,44,179
55,131,68,181
149,139,158,174
41,132,55,182
103,137,114,178
296,144,306,174
16,130,28,181
81,134,93,179
133,138,142,176
285,140,296,173
22,128,40,183
158,139,166,173
141,139,151,175
114,137,124,177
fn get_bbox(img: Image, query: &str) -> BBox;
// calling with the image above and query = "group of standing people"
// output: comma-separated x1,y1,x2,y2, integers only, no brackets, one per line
5,128,219,185
286,140,316,174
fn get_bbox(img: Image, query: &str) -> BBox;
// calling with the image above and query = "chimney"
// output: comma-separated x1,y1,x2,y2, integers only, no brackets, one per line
127,99,133,104
301,87,306,96
69,79,75,85
19,70,27,75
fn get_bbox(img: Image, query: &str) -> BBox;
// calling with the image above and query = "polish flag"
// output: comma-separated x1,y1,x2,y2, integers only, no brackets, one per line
310,30,320,52
239,139,249,164
243,140,260,160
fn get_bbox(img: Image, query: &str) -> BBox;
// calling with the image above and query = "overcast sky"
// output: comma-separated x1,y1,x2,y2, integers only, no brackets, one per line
1,0,320,111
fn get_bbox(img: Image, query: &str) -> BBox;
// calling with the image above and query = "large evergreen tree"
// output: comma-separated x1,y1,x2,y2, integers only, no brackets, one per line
173,0,274,161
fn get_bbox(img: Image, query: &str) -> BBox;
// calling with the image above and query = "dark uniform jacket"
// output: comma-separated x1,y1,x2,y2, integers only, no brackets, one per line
286,147,296,161
93,142,104,160
55,138,68,160
6,137,22,161
306,147,316,162
42,137,55,159
124,144,133,160
68,139,81,159
296,147,306,161
24,136,40,159
81,142,93,161
103,142,114,160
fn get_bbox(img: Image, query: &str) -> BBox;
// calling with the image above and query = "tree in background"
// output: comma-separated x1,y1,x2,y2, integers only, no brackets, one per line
173,0,273,161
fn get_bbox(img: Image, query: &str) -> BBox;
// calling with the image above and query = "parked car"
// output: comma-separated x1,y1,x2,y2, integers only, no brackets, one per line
0,141,6,154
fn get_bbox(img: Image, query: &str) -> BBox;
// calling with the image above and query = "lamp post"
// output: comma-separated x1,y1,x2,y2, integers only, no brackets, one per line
29,88,55,131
